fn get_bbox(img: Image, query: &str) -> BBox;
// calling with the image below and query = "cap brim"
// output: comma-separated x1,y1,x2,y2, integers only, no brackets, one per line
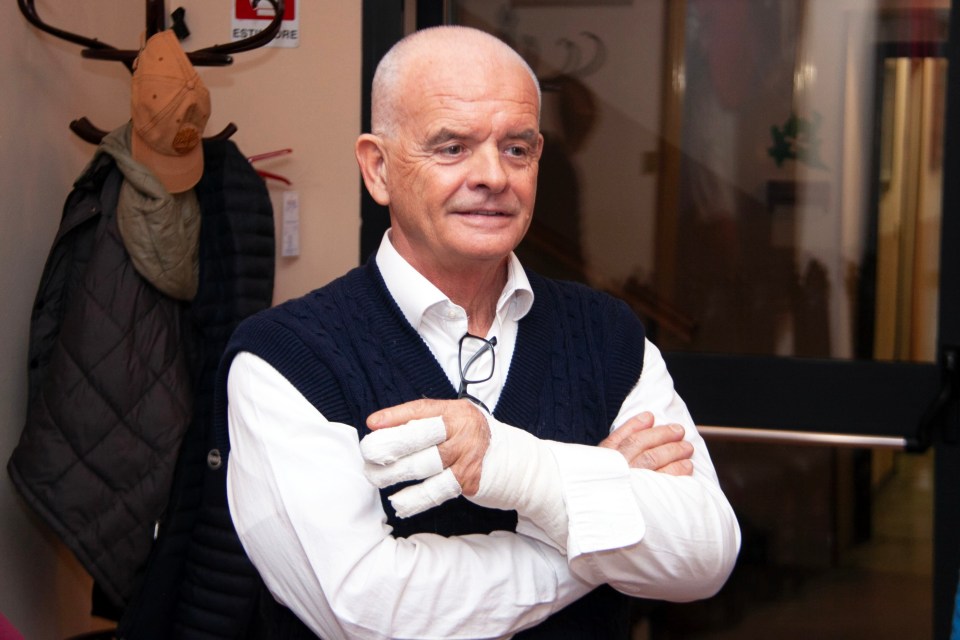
131,128,204,194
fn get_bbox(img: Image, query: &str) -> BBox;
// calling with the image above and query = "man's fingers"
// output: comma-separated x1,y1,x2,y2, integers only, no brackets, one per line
367,398,448,430
361,399,490,506
363,446,444,487
630,440,694,472
359,416,446,464
599,412,655,449
388,468,463,518
601,419,694,474
657,459,695,477
603,422,683,460
434,402,491,495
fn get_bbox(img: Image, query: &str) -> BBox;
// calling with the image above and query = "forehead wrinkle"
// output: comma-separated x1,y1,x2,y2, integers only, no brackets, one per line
414,63,538,109
417,93,537,134
422,125,538,149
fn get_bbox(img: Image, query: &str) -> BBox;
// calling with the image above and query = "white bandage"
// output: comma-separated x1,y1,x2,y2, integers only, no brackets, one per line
359,417,446,464
363,446,444,487
360,416,462,518
468,417,569,550
387,468,462,518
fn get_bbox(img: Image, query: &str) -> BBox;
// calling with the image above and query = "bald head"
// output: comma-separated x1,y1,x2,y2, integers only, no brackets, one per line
371,26,541,138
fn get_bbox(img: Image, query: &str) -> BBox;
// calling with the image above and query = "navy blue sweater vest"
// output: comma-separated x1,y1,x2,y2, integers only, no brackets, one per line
217,259,646,638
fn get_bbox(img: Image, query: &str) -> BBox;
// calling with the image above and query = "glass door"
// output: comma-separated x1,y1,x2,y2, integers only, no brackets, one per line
362,1,960,637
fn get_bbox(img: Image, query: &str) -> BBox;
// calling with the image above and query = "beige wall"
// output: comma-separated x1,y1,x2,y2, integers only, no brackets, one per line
0,1,361,636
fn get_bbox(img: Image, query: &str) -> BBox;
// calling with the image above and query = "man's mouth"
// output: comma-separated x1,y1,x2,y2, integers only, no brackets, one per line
459,209,509,216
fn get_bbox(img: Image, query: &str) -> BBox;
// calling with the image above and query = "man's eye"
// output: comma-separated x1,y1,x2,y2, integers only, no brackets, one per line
441,144,464,155
506,145,527,158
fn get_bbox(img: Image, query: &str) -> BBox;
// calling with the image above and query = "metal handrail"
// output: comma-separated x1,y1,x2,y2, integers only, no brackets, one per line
698,425,908,449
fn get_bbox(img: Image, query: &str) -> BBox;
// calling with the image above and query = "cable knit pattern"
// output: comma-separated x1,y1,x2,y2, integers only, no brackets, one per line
219,261,644,459
214,259,647,638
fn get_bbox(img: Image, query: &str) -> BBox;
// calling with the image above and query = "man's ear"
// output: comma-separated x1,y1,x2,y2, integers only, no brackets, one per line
356,134,390,206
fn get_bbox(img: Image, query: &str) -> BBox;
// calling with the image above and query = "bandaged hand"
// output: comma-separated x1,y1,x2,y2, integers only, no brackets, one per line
360,415,462,517
468,416,568,548
361,399,489,518
360,399,568,548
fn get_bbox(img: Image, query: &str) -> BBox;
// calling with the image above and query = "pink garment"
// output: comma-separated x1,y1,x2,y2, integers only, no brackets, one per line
0,613,24,640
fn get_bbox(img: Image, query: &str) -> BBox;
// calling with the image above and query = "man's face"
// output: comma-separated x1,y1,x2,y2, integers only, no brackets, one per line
381,54,543,278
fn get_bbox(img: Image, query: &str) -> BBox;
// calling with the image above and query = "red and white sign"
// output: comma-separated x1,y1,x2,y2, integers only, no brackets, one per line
232,0,299,48
235,0,295,20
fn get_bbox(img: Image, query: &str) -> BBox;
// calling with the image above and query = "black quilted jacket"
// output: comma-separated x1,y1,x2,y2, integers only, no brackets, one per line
7,137,275,624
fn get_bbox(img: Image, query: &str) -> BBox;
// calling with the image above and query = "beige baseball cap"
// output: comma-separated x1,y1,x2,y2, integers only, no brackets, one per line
131,30,211,193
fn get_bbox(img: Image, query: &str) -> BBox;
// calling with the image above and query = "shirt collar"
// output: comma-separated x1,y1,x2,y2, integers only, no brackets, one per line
375,230,534,332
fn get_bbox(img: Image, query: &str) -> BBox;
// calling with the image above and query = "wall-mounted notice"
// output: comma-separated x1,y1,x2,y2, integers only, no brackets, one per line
232,0,299,49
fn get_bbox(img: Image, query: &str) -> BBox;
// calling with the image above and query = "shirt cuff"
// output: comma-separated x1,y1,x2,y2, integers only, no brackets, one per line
545,442,645,559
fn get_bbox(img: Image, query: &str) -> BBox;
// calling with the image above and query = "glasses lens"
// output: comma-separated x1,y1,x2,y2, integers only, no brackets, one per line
459,335,495,384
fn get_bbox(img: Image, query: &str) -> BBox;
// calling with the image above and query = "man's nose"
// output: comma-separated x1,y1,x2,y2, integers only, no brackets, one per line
467,146,507,192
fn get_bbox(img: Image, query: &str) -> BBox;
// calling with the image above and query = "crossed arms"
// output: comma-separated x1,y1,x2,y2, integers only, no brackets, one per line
226,341,740,640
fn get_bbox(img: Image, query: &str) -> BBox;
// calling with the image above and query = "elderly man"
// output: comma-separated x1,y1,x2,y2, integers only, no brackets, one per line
223,25,740,639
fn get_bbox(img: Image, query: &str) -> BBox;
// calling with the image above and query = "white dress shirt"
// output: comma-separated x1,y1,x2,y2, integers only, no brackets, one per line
226,232,740,639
